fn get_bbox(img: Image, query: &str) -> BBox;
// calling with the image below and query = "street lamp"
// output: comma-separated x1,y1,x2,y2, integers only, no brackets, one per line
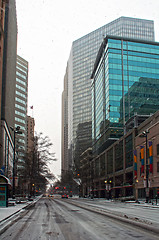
32,183,35,197
105,179,112,199
10,126,22,199
139,130,149,203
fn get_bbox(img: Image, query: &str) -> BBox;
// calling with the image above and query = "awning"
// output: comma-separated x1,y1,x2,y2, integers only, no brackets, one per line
0,175,12,185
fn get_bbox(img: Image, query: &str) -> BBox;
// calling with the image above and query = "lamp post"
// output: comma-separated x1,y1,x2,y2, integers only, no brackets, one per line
104,180,107,199
10,126,22,199
32,183,35,197
105,180,112,199
140,130,149,203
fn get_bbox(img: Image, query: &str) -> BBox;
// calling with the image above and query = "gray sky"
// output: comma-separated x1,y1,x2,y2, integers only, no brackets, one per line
16,0,159,179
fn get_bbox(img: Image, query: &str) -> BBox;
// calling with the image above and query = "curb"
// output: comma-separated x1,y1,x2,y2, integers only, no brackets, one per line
0,197,40,235
64,199,159,235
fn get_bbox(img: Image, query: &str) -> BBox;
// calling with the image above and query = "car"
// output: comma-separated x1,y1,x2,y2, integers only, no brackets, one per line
61,194,68,199
48,194,54,198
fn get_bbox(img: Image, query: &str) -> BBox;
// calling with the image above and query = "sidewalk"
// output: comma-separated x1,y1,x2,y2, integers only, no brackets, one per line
0,196,41,224
125,201,159,208
81,197,159,208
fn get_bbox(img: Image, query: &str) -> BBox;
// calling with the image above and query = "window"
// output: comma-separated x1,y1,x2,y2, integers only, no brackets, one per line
157,162,159,172
125,134,133,168
157,144,159,155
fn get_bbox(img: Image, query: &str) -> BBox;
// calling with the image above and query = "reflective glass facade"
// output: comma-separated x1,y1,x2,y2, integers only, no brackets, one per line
64,16,155,170
92,36,159,154
72,17,154,144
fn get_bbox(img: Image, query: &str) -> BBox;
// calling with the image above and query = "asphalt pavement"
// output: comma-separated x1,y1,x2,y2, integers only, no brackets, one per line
0,196,159,235
0,197,159,223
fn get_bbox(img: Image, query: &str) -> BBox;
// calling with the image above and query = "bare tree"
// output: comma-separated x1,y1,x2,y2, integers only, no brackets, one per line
18,132,56,196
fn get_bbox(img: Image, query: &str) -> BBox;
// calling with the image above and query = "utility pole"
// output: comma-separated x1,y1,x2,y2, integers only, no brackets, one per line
140,130,149,203
10,126,22,199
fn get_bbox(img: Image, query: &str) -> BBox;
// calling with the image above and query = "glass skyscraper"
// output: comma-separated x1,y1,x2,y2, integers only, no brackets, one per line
62,17,155,173
91,36,159,154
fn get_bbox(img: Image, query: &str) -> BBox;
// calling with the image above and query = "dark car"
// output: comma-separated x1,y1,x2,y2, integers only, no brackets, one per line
61,194,68,199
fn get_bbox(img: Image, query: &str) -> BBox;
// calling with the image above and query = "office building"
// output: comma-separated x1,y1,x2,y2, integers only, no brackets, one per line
27,116,35,153
0,0,8,122
15,55,28,169
135,111,159,200
91,36,159,155
80,110,159,199
62,17,155,176
0,0,17,177
61,65,69,178
1,0,17,131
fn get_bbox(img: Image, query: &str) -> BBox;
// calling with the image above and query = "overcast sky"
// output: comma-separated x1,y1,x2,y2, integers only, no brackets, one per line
15,0,159,180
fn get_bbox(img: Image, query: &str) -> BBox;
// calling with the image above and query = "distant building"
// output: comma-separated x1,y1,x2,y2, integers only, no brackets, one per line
15,55,28,170
61,65,69,179
62,16,155,177
27,116,35,153
74,121,92,170
91,36,159,156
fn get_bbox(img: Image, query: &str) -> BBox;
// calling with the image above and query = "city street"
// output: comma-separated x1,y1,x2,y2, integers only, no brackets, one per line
70,198,159,225
0,196,159,240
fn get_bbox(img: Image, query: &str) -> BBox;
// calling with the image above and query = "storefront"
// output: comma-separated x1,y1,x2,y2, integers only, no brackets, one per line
0,175,11,207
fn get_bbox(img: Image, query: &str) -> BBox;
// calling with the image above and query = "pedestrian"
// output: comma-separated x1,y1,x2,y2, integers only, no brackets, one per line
155,195,158,205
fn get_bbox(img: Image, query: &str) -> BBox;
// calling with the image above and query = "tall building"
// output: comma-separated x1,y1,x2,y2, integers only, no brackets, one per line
15,55,28,169
91,36,159,155
0,0,8,122
1,0,17,131
0,0,17,177
27,116,35,153
61,65,69,178
62,17,155,175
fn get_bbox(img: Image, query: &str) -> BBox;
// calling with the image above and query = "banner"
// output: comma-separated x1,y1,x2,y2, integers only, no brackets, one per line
0,166,5,175
140,146,144,176
134,149,137,179
149,141,153,173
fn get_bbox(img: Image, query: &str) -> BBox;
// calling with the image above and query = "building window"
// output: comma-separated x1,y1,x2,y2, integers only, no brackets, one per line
125,134,133,168
157,144,159,155
107,148,113,174
157,162,159,172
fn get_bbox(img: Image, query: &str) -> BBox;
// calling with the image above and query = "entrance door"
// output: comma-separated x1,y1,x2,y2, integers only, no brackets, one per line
0,185,6,207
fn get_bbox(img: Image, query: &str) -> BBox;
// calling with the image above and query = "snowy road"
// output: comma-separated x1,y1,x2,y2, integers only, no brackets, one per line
0,197,159,240
69,198,159,225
